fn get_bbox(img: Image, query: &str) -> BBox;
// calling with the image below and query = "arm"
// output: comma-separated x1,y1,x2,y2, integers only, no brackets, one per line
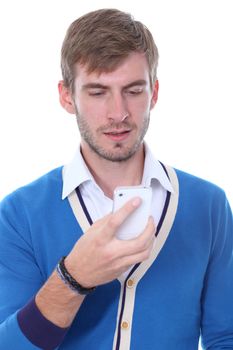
35,197,155,326
200,192,233,349
0,194,44,349
0,194,155,349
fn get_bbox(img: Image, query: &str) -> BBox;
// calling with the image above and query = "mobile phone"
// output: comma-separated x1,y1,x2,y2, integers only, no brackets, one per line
112,186,152,240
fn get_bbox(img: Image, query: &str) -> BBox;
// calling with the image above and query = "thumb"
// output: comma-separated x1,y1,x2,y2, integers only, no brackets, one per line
107,197,142,236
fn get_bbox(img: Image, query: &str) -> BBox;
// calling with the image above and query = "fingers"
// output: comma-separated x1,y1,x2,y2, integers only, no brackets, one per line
69,213,156,287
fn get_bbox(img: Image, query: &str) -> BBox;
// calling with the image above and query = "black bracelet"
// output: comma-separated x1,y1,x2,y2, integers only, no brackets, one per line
56,256,96,295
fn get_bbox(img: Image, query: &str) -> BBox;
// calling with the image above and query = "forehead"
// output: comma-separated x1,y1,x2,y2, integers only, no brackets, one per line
74,52,150,88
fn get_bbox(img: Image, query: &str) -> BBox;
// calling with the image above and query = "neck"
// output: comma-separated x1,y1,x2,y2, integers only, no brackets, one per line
81,143,145,199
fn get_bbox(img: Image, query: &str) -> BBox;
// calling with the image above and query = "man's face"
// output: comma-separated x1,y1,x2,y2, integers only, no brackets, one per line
62,52,158,162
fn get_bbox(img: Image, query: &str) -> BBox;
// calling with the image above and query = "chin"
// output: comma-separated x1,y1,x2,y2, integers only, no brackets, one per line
95,143,141,162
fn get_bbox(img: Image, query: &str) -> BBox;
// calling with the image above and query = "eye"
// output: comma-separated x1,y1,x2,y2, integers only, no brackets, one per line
87,87,106,97
127,87,144,95
88,90,106,96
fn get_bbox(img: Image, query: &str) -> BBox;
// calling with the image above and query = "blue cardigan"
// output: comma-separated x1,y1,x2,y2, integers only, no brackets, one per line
0,165,232,349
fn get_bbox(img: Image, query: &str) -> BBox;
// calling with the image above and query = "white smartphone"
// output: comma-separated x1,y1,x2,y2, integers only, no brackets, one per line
112,186,152,240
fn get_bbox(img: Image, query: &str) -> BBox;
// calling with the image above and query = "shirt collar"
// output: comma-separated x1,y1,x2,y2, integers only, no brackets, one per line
141,143,174,193
62,147,93,200
62,143,173,200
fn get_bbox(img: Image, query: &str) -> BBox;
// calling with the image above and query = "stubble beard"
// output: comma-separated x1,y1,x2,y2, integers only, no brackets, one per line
74,106,150,162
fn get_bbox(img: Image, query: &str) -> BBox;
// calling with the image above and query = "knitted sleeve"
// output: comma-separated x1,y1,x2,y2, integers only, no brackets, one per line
200,191,233,348
0,192,67,349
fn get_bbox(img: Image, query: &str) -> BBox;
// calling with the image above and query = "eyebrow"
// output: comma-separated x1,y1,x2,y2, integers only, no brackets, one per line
82,79,147,90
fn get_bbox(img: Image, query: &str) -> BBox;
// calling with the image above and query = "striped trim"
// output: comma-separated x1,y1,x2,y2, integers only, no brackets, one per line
66,190,91,234
65,164,179,350
112,164,179,350
156,190,171,235
75,187,93,225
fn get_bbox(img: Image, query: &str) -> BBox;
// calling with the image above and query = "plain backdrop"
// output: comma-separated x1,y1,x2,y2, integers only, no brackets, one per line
0,2,232,348
0,0,232,211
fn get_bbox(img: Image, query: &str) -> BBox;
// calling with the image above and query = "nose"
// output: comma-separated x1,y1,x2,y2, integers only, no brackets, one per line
107,93,129,122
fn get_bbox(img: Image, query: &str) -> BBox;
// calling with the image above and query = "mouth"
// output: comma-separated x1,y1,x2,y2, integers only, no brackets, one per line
103,129,131,141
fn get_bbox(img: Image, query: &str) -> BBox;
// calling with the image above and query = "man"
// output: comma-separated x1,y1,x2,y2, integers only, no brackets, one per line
0,8,232,350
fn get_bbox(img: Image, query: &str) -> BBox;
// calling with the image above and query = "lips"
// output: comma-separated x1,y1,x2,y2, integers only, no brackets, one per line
105,131,130,135
104,129,131,141
104,129,131,135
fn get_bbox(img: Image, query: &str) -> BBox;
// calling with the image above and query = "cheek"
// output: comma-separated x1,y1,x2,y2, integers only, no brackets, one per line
129,97,151,119
78,98,107,121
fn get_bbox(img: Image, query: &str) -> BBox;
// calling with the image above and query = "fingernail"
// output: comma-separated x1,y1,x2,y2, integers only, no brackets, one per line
132,197,141,207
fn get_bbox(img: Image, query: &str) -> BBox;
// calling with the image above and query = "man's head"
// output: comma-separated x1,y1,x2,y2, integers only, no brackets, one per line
59,9,159,163
61,8,159,93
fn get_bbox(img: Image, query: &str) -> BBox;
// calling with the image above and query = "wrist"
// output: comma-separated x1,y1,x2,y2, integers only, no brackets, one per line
56,256,96,295
36,270,85,328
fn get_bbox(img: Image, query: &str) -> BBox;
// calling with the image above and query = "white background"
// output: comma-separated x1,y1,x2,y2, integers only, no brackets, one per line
0,0,232,208
0,1,232,348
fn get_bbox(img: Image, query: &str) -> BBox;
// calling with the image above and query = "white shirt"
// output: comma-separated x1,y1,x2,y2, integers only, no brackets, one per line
62,143,174,226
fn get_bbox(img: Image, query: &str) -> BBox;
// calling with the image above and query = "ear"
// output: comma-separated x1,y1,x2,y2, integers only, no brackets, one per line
58,80,76,114
150,79,159,110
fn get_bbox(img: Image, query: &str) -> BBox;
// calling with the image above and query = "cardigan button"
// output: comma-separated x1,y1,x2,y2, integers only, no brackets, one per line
121,320,129,330
127,279,134,288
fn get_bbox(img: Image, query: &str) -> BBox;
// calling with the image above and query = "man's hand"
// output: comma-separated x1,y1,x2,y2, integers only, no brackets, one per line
65,197,156,288
36,197,155,328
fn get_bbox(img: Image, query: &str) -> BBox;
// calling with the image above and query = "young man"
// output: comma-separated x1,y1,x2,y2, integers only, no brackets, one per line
0,9,232,350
